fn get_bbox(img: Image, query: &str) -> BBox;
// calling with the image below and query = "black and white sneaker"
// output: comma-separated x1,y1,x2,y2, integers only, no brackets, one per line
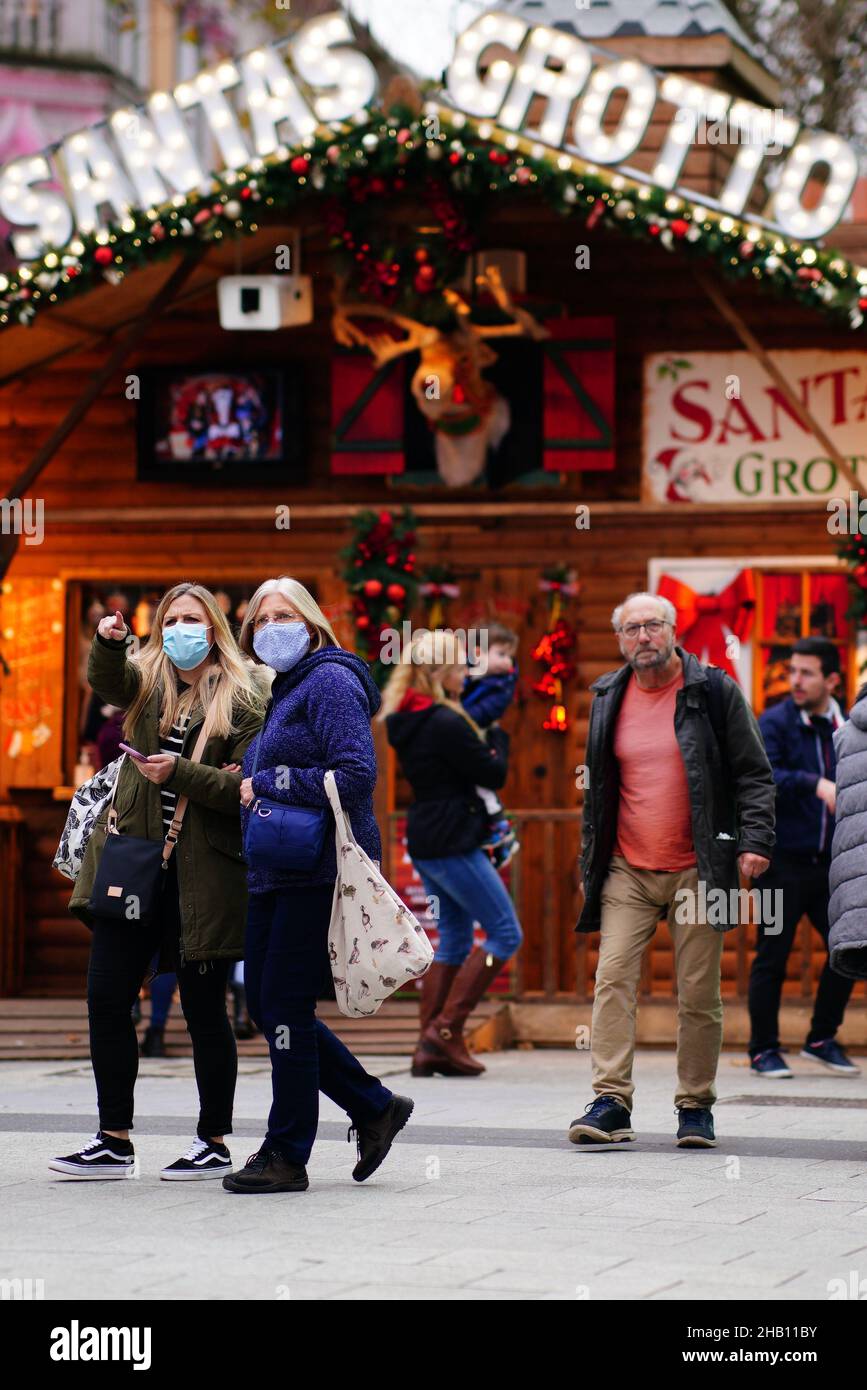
160,1138,232,1181
49,1131,136,1179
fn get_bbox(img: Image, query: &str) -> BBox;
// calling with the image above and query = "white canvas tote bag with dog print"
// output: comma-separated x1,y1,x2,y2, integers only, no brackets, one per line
324,770,433,1018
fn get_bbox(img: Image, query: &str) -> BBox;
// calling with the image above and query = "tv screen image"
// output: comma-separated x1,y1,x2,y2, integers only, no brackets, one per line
137,368,302,479
158,371,281,462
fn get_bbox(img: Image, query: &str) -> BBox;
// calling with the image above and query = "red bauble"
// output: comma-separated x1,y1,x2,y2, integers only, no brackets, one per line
414,248,429,264
854,563,867,589
648,224,661,237
413,263,436,293
859,297,867,310
670,218,690,238
240,186,253,199
378,510,393,528
449,152,462,165
290,156,308,174
93,246,113,265
386,583,406,602
356,614,371,629
363,579,383,598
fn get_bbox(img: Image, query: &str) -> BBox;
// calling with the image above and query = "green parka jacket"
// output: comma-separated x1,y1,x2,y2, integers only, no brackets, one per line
69,633,264,962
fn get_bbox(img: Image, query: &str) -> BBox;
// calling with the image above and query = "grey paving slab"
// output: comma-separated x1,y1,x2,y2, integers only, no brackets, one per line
2,1050,867,1300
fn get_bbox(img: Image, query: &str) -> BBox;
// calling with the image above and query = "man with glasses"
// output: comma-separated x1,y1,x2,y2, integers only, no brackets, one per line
570,593,775,1149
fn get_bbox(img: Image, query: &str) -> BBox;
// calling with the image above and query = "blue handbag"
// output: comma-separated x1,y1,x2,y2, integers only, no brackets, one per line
243,721,328,871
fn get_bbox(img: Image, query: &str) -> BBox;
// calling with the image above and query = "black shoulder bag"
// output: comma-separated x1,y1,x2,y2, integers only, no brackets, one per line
88,720,210,922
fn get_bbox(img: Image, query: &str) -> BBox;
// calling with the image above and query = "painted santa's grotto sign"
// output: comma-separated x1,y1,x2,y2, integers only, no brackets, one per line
0,7,862,269
643,351,867,504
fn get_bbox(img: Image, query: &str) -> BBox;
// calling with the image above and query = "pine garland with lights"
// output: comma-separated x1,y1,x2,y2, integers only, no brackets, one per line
340,505,418,687
2,103,867,330
837,518,867,625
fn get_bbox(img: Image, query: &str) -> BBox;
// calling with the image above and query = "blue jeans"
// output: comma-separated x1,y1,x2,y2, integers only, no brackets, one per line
412,849,523,966
244,884,392,1165
149,968,176,1029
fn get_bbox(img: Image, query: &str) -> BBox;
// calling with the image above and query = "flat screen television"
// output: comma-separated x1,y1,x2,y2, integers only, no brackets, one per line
137,368,303,481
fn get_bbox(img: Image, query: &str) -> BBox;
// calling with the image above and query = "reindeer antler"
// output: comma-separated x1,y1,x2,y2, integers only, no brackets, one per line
474,266,549,341
332,278,440,367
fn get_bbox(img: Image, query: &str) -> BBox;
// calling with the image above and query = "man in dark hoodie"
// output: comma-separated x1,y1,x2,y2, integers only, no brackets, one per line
749,637,859,1078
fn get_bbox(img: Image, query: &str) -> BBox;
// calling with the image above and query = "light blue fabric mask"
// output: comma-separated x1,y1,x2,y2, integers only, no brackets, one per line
163,622,212,671
253,620,310,672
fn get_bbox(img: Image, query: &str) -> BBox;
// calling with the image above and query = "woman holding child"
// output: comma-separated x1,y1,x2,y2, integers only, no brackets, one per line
381,629,523,1079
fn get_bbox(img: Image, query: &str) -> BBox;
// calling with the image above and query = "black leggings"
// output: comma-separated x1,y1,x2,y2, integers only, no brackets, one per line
86,873,236,1138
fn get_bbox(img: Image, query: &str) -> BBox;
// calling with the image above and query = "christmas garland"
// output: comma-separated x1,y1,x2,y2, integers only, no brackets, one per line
2,103,866,330
837,521,867,625
339,505,418,687
531,565,580,733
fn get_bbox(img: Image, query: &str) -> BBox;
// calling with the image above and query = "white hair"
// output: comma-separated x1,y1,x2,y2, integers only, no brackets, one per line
611,592,677,632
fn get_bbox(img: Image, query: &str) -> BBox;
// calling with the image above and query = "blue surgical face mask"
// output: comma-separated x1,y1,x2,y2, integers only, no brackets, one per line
163,622,212,672
253,620,310,672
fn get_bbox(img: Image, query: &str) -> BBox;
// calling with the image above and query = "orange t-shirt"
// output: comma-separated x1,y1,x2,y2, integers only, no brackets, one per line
612,668,696,871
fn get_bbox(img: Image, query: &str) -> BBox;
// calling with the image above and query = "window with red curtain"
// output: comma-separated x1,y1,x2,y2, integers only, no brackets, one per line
757,570,851,711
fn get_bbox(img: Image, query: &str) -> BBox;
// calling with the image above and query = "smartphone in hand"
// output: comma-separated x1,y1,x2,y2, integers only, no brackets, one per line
118,742,148,763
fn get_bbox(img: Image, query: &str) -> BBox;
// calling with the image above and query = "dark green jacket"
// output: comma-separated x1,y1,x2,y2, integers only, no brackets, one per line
577,647,776,933
69,634,264,961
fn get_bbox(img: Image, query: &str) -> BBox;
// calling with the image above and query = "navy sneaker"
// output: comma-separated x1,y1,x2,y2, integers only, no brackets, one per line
160,1138,232,1181
49,1131,136,1179
482,818,513,851
676,1107,716,1148
568,1096,635,1144
800,1039,862,1075
750,1048,792,1078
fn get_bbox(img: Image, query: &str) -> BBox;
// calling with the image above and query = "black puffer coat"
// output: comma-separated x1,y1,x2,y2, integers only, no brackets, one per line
386,701,509,858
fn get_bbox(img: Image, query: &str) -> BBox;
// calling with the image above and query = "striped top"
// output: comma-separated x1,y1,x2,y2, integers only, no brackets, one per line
160,718,188,835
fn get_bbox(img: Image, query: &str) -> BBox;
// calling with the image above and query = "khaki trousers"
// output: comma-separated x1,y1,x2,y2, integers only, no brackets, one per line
590,854,724,1111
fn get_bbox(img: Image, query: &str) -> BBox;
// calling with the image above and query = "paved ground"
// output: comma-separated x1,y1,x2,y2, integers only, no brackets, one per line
2,1048,867,1301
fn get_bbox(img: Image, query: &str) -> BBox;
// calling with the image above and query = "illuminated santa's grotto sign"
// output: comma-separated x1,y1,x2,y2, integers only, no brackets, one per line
0,7,861,269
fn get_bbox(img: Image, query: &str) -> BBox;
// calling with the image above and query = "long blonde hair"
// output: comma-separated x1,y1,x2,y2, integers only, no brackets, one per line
239,576,340,661
378,629,484,738
124,582,263,740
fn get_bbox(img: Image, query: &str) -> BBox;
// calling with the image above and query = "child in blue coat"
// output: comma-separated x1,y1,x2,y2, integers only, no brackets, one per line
462,622,520,869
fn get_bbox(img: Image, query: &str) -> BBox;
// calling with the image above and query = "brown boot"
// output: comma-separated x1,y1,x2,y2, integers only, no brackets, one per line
410,962,460,1076
422,947,506,1077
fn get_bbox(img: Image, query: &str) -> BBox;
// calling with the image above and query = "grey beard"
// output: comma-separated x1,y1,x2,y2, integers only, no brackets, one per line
628,639,675,671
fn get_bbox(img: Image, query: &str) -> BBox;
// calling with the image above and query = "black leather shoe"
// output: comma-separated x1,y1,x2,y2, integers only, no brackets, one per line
676,1107,716,1147
568,1096,635,1144
349,1095,415,1182
222,1145,309,1193
140,1026,165,1058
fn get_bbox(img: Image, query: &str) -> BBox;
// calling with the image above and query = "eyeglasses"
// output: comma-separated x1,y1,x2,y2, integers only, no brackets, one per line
618,619,669,639
253,612,302,630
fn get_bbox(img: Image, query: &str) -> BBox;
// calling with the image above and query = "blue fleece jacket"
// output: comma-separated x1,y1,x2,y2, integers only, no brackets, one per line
461,667,518,729
242,647,382,892
758,695,839,856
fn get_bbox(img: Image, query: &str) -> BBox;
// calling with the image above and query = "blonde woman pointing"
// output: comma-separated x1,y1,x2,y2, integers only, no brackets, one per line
51,583,264,1183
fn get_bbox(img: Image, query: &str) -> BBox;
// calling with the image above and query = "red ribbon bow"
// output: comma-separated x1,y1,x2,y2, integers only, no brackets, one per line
656,570,755,678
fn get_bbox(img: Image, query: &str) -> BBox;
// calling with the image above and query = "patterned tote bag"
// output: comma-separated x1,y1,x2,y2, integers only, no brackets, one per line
324,770,433,1018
